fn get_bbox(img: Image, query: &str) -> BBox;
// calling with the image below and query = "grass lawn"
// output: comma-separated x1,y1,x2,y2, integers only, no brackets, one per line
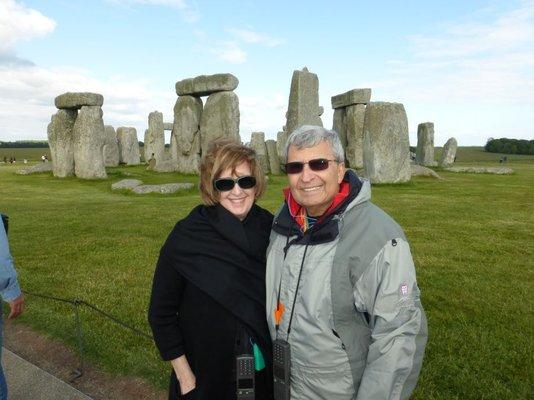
1,147,533,399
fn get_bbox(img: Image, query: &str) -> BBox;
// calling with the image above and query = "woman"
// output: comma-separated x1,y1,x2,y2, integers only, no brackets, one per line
148,139,273,400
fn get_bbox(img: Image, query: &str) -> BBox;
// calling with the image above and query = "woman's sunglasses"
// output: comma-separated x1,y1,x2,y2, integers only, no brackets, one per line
213,176,257,192
284,158,338,174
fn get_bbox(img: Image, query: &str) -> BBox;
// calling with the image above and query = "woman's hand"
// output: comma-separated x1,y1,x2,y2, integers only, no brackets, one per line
171,355,196,395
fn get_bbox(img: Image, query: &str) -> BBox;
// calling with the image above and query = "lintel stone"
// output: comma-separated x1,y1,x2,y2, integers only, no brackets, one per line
331,89,371,109
175,73,239,96
55,92,104,109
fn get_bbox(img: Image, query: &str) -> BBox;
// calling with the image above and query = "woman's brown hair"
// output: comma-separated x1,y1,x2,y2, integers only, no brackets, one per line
199,138,266,206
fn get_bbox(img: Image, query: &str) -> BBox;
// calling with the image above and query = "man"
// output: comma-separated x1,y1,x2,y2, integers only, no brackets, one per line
0,214,25,400
266,126,427,399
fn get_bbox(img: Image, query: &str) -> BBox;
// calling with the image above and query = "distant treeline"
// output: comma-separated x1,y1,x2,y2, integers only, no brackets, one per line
0,140,49,148
485,138,534,155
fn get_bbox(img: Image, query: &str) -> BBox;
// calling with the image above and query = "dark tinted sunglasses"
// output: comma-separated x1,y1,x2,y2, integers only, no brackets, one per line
284,158,338,174
213,176,257,192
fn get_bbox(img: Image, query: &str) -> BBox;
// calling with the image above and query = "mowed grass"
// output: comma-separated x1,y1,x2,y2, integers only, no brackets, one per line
0,147,51,162
1,147,533,399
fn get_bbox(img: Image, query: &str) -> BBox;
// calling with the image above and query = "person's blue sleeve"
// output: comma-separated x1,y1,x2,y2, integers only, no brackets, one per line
0,222,22,302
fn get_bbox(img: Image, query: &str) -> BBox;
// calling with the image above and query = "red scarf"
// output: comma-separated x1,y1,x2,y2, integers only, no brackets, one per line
283,181,350,232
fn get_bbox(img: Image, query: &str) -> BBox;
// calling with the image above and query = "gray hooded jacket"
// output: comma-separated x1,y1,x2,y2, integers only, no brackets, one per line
266,173,427,399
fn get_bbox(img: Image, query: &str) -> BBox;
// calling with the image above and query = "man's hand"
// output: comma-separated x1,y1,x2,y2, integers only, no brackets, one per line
8,294,24,319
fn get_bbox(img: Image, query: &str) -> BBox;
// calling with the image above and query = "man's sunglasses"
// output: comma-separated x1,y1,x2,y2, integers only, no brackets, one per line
284,158,338,174
213,176,257,192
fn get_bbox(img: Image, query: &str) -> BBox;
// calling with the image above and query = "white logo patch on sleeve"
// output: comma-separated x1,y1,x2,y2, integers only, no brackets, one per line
400,283,409,297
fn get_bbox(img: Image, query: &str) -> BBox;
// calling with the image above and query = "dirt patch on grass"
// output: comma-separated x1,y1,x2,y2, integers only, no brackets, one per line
4,320,167,400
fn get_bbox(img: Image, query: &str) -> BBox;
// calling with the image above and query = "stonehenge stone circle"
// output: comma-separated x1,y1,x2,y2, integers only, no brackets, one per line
145,111,165,165
265,139,281,175
439,137,458,167
73,106,107,179
47,109,77,177
172,95,203,174
117,127,141,165
416,122,435,166
250,132,270,174
55,92,104,109
199,91,240,153
176,74,239,97
362,102,411,183
331,88,371,169
103,125,120,167
285,67,323,135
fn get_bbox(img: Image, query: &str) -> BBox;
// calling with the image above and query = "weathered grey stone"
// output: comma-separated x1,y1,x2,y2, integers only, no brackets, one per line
111,179,143,190
175,73,239,96
200,91,240,153
103,125,120,167
116,127,140,165
73,106,107,179
332,108,347,150
362,102,411,183
250,132,270,174
439,137,458,167
153,159,177,172
285,68,323,135
47,109,77,177
411,164,443,179
171,95,203,174
55,92,103,109
132,183,194,194
276,131,287,161
145,111,165,166
416,122,435,166
345,104,366,169
331,88,372,109
163,122,173,131
445,166,513,175
266,139,281,175
16,163,53,175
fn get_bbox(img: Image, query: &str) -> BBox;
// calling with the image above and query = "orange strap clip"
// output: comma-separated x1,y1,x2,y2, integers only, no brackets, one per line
274,301,285,326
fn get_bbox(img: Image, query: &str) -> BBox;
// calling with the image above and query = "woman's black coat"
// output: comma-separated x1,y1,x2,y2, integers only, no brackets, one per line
148,203,273,400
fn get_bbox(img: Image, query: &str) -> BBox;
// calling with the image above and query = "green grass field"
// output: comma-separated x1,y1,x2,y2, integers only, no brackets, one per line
1,147,533,399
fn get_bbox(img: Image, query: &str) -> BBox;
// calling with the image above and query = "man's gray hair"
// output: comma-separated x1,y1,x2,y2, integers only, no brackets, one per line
282,125,345,163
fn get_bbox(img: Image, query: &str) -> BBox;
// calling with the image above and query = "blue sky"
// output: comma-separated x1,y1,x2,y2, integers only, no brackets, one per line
1,0,533,146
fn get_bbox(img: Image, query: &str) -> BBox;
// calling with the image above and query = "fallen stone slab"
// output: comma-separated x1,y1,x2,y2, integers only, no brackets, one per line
132,183,194,194
55,92,104,109
16,163,53,175
445,166,513,175
411,164,443,179
175,73,239,96
111,179,143,190
331,88,371,109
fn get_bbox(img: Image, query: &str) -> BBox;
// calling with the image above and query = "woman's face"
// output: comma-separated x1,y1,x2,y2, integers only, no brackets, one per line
217,160,256,220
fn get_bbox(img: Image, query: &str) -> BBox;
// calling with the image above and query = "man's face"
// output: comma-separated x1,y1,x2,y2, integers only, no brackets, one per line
286,140,345,217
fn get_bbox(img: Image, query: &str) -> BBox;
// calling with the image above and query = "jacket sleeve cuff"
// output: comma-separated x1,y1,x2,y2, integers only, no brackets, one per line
1,280,21,302
160,345,185,361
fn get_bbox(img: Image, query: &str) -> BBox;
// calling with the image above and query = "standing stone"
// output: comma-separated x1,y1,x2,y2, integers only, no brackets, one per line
266,140,281,175
276,131,288,161
145,111,165,165
363,102,411,183
416,122,435,166
103,125,119,167
172,95,203,174
117,127,140,165
73,106,107,179
332,108,347,150
200,91,240,153
47,109,77,178
345,104,366,169
250,132,270,174
439,137,458,167
285,67,323,135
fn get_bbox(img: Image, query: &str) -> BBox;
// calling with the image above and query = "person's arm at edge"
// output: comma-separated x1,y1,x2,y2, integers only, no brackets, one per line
0,221,24,319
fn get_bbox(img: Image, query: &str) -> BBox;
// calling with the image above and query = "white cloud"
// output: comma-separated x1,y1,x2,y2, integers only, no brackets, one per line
0,0,56,53
209,41,247,64
239,93,287,142
228,28,285,47
0,64,175,141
